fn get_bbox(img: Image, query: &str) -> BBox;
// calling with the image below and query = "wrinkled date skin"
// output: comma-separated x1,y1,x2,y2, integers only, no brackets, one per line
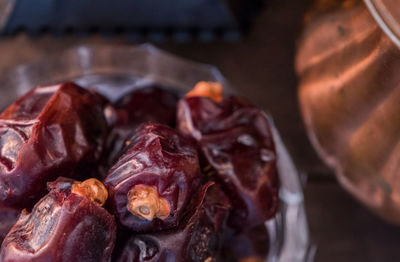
101,85,179,174
0,177,116,262
177,96,280,229
0,83,109,207
117,183,230,262
104,123,202,232
114,85,179,129
0,205,21,245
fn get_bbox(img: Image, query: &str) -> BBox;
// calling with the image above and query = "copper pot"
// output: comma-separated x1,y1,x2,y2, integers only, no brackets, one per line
296,0,400,223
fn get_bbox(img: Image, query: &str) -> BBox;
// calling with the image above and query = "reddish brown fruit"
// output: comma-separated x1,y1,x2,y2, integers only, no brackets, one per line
0,83,109,208
104,123,202,232
116,183,230,262
0,177,116,262
177,96,279,230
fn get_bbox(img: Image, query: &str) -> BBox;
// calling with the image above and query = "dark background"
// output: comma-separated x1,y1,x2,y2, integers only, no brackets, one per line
1,0,400,261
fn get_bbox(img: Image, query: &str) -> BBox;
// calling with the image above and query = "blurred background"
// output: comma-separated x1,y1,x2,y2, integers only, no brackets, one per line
1,0,400,261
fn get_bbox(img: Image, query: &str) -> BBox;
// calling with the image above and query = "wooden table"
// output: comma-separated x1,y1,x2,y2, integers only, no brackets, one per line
1,0,399,260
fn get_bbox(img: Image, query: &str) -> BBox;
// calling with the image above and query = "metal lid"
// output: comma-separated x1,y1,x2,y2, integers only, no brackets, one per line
364,0,400,48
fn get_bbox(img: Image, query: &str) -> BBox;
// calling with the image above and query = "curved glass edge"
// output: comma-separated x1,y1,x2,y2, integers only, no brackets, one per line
0,44,230,104
269,118,315,262
0,44,313,261
364,0,400,48
0,44,232,105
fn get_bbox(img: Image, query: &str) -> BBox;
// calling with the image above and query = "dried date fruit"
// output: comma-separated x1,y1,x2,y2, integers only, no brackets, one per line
114,84,179,129
0,205,20,245
0,177,116,262
104,123,202,232
177,86,279,229
116,183,230,262
99,85,180,176
0,83,109,207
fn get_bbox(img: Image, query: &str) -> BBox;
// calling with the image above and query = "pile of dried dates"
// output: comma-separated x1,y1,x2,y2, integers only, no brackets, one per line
0,81,279,262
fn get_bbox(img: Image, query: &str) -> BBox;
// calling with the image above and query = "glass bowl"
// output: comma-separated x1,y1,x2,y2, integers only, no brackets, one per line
0,44,314,262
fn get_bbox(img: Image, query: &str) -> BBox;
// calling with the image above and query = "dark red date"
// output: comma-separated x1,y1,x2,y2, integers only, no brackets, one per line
116,183,230,262
114,84,179,129
100,85,179,175
177,95,279,229
104,123,202,232
0,83,109,207
0,177,116,262
0,205,20,245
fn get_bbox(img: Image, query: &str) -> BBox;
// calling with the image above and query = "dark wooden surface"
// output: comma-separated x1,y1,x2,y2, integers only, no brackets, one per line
1,0,400,261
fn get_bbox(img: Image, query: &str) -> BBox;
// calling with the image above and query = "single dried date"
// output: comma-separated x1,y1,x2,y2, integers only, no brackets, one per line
104,123,202,232
0,177,116,262
177,86,279,229
0,83,109,207
114,84,179,129
100,85,179,176
116,183,230,262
